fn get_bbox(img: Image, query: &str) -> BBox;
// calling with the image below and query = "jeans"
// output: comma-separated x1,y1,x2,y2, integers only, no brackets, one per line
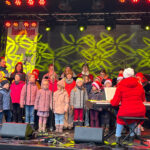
116,123,136,137
25,105,34,124
55,114,64,125
85,109,89,126
0,110,12,124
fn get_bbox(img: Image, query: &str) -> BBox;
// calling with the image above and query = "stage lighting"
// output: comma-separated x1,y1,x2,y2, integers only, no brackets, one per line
146,0,150,3
79,26,85,32
13,22,19,27
14,0,22,6
104,16,116,31
27,0,35,6
145,26,150,30
23,21,30,28
119,0,126,3
38,0,46,6
5,21,11,28
31,22,37,27
45,27,51,31
141,16,150,31
5,0,12,5
106,26,112,31
131,0,140,3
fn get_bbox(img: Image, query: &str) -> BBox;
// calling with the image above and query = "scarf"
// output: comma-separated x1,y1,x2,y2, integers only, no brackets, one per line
65,78,73,84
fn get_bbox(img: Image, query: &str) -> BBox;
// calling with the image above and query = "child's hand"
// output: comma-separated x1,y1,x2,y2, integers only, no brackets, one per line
0,110,2,113
20,105,24,108
71,106,74,110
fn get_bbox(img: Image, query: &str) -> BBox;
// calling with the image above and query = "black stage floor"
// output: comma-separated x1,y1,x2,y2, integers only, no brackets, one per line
0,128,150,150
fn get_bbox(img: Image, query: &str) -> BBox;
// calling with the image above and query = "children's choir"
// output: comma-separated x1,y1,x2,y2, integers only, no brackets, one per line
0,57,149,139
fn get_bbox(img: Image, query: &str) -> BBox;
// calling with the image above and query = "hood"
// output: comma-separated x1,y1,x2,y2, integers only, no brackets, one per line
120,77,139,88
0,66,6,71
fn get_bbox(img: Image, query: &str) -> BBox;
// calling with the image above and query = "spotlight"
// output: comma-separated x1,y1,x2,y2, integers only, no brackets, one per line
79,26,85,32
5,0,12,5
131,0,140,3
145,26,150,30
104,16,116,31
23,21,30,28
146,0,150,3
77,17,87,32
38,0,46,6
45,27,51,31
27,0,35,6
13,22,19,27
106,26,112,31
5,21,11,28
119,0,126,3
31,22,37,27
141,16,150,31
14,0,22,6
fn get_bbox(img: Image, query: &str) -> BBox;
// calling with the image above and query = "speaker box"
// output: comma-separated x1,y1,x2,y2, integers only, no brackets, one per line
74,127,104,144
0,123,33,140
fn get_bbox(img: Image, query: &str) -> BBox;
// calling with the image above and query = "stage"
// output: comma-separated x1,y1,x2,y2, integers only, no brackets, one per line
0,128,150,150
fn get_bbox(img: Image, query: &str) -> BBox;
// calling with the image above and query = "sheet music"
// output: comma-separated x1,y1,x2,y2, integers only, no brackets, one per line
104,87,116,101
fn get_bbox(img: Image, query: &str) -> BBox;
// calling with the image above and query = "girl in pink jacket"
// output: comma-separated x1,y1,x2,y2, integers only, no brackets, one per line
34,79,52,132
10,73,25,123
53,79,69,133
20,73,38,125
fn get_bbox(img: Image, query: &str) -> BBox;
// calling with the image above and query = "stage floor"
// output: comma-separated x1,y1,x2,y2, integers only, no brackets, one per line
0,128,150,150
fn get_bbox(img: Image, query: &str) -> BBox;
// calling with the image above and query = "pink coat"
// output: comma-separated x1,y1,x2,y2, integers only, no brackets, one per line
10,81,25,104
53,90,69,114
20,82,38,107
34,89,52,112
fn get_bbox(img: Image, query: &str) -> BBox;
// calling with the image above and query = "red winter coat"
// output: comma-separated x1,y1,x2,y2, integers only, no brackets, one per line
65,80,76,98
10,81,25,104
49,80,57,93
111,77,146,125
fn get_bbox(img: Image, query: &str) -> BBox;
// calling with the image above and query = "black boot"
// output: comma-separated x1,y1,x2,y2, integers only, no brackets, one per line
78,121,84,126
116,137,121,145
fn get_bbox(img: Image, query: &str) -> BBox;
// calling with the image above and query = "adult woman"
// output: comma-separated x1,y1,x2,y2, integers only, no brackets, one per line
61,65,76,78
10,62,26,81
78,64,93,82
111,68,146,144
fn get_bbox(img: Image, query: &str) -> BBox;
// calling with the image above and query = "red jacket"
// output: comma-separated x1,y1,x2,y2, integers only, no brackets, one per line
65,80,76,98
111,77,146,125
49,80,57,93
10,81,25,104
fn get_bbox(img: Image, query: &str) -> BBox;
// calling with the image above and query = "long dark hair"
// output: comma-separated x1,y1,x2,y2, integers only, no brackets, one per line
14,62,24,73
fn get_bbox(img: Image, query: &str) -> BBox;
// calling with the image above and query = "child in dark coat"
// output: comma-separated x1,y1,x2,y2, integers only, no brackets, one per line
0,80,12,125
89,81,103,127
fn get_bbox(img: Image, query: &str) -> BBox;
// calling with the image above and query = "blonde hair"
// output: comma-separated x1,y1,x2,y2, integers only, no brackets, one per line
28,73,35,80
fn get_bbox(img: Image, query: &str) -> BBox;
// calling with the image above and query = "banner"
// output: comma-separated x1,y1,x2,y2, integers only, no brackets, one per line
5,21,39,75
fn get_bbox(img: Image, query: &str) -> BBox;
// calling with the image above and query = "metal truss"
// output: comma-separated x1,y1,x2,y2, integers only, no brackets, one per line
0,12,150,24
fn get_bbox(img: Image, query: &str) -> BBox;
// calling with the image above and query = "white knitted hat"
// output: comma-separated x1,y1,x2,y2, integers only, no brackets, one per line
123,68,134,78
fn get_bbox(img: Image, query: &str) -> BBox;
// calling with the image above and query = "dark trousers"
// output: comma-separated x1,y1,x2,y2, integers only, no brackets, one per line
90,109,99,127
0,110,12,124
13,103,22,123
